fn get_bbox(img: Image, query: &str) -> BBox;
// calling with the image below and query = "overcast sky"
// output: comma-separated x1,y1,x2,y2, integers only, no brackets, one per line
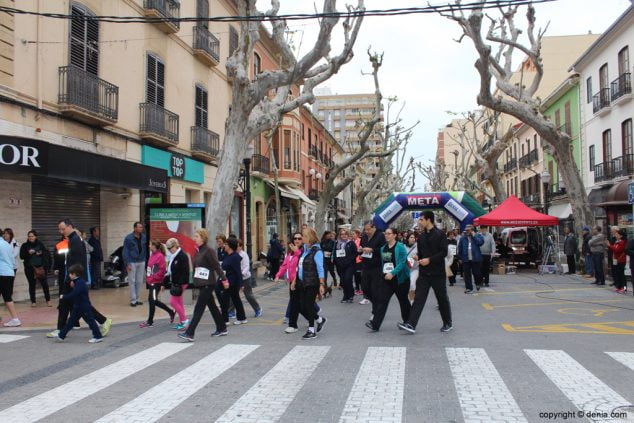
257,0,632,189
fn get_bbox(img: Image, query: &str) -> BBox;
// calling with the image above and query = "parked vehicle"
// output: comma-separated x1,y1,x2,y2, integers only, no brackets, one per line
500,227,543,265
102,246,128,288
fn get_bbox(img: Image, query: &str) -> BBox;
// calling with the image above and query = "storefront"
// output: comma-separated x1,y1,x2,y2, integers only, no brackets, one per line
598,180,632,233
0,135,168,300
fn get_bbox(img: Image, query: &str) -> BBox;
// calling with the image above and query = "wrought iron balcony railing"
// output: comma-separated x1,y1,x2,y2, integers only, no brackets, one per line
592,88,611,114
58,65,118,124
251,154,270,174
143,0,180,32
611,72,632,101
139,102,179,145
191,126,219,160
193,25,220,65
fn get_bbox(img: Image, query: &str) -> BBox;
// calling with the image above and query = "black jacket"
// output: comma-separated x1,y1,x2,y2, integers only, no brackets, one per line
67,232,87,279
627,239,634,267
19,240,50,270
333,240,358,268
360,231,386,269
168,249,190,286
320,239,336,262
417,226,448,277
88,236,103,263
268,238,284,260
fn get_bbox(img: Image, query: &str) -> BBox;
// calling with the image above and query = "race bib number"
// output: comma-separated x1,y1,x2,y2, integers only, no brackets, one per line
613,259,618,266
194,267,210,280
336,249,346,258
146,266,152,277
448,245,457,255
324,251,332,258
383,262,395,274
361,252,373,259
407,257,416,268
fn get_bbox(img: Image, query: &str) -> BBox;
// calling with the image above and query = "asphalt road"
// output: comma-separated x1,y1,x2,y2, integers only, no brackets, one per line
0,272,633,423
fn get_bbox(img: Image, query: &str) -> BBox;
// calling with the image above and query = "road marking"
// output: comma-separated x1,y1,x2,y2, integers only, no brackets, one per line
502,320,634,335
481,298,631,310
0,342,191,423
0,334,29,343
447,348,527,423
215,345,330,422
478,287,596,296
606,352,634,371
339,347,406,423
97,344,259,423
557,307,621,317
526,349,632,422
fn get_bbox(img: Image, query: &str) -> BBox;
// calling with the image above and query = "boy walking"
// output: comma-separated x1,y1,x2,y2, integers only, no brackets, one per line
55,264,103,343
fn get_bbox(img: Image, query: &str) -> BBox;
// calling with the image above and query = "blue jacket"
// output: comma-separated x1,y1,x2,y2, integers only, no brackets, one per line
221,252,243,287
63,277,91,309
0,238,15,276
123,232,147,265
458,234,484,262
380,241,410,285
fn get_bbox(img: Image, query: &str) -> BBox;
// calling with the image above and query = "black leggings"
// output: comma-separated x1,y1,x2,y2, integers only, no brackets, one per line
25,266,50,303
221,284,246,322
337,265,355,300
290,282,318,328
325,261,337,287
147,284,174,324
186,285,225,336
0,275,15,302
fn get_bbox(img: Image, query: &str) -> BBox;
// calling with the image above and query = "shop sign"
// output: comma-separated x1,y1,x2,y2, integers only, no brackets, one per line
142,146,203,184
0,138,47,174
171,152,186,180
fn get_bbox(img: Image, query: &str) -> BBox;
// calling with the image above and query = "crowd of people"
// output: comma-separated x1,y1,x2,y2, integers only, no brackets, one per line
2,212,633,342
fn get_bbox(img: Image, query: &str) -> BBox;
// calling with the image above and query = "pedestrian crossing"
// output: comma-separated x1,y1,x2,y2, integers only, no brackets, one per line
0,334,29,343
0,344,632,423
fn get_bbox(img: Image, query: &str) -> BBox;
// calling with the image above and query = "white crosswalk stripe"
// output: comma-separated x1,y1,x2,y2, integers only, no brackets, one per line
447,347,527,423
606,352,634,372
0,342,191,423
97,344,259,423
215,345,330,423
340,347,406,423
0,334,29,343
526,349,633,423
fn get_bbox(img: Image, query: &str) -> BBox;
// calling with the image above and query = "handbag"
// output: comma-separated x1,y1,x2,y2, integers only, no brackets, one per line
170,285,183,296
34,266,46,279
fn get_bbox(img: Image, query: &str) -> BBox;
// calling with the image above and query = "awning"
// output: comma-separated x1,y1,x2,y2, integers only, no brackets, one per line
597,179,632,207
286,186,316,206
548,203,572,219
265,181,299,200
588,186,609,217
473,195,558,226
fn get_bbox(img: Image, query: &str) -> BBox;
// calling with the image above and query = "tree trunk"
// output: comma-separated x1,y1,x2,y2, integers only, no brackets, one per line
267,130,282,233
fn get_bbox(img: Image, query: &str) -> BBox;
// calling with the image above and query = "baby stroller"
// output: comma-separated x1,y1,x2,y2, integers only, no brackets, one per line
102,246,128,288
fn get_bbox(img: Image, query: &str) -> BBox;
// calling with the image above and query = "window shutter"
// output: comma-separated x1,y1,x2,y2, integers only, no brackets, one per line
70,5,99,74
86,17,99,75
195,86,208,128
229,27,239,55
156,60,165,107
146,54,157,104
70,7,85,68
197,0,210,29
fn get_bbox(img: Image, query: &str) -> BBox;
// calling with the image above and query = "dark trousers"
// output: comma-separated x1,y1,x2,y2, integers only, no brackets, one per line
285,291,319,320
186,285,226,336
362,268,382,312
448,260,458,285
59,304,102,339
592,253,605,284
407,274,452,329
337,265,355,300
57,284,106,330
221,284,246,322
462,261,482,291
354,267,362,291
325,261,337,287
613,263,626,289
481,255,491,285
566,255,576,274
25,266,50,303
269,258,281,279
241,277,260,313
371,278,411,329
289,283,318,328
90,261,102,289
147,284,173,325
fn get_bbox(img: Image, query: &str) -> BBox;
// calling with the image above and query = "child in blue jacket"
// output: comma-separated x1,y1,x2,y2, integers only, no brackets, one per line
55,263,103,343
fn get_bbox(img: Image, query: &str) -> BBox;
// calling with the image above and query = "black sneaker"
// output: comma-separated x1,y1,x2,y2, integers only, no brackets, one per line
302,330,317,340
484,284,490,287
464,289,474,294
440,324,453,332
211,330,228,337
397,322,416,334
316,316,327,333
130,302,137,307
365,321,378,332
476,285,481,291
136,301,143,306
177,333,194,342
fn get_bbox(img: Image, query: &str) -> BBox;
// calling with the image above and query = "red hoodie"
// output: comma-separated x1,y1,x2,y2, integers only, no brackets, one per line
146,250,167,285
276,249,301,282
608,239,627,264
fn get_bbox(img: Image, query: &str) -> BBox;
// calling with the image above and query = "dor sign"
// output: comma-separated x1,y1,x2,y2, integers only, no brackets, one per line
0,138,47,174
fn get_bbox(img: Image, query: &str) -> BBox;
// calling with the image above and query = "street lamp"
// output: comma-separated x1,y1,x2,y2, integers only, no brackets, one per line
541,169,551,215
240,144,255,276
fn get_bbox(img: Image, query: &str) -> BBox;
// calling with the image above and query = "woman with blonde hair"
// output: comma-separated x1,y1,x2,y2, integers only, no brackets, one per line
165,238,190,330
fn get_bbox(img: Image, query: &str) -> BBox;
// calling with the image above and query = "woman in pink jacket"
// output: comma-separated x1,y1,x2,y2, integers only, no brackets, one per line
140,240,175,328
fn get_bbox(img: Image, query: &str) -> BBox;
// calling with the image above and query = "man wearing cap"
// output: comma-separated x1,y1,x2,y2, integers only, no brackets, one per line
581,226,593,278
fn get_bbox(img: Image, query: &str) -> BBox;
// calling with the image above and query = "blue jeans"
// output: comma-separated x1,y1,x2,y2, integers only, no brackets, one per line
462,261,482,291
584,254,594,276
592,253,605,284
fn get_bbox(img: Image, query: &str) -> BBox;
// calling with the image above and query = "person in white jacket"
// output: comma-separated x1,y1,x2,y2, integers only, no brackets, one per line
405,233,418,303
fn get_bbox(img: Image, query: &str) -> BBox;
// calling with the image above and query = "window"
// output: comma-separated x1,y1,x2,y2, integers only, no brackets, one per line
618,46,630,75
555,109,561,129
623,119,633,157
70,5,99,75
196,0,209,29
564,101,571,136
589,145,595,170
194,85,208,128
586,77,592,104
146,53,165,107
229,26,239,56
283,130,291,169
253,52,261,77
602,130,612,163
308,128,312,150
301,123,305,140
599,63,609,89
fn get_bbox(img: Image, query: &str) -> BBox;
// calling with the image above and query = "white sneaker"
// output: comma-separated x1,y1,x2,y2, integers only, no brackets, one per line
233,320,248,325
3,318,21,327
284,327,298,333
88,338,103,344
359,299,370,305
46,329,60,338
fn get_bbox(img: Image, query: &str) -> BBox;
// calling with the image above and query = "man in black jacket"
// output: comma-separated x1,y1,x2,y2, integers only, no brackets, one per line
359,221,386,315
88,226,103,289
398,211,452,334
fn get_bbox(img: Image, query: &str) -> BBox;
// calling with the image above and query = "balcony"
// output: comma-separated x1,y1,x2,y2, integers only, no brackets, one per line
143,0,180,33
139,103,179,147
550,183,567,198
611,154,634,178
592,88,611,115
58,66,118,126
593,161,613,183
503,157,517,173
611,72,632,104
309,145,318,158
520,193,539,204
251,154,270,175
308,188,319,201
190,126,219,162
519,149,538,168
193,25,220,66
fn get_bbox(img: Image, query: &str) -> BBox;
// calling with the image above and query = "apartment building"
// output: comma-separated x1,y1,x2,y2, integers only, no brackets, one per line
0,0,239,300
571,6,633,230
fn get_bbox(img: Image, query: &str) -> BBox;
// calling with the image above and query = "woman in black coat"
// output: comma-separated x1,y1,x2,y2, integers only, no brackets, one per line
19,230,51,307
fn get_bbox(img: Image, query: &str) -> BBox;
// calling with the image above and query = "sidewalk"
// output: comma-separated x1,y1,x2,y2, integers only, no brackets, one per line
0,277,278,331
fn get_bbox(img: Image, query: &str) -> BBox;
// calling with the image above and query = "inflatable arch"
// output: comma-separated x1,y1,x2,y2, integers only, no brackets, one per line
372,191,487,230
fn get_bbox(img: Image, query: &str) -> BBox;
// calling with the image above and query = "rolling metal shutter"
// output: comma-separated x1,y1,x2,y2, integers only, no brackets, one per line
31,176,100,256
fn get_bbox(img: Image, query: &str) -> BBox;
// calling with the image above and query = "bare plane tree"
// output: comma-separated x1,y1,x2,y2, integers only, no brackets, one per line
419,160,449,192
207,0,366,237
442,2,594,230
